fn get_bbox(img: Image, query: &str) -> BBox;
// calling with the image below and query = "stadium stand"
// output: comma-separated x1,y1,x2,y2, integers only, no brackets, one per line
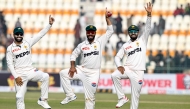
0,0,190,74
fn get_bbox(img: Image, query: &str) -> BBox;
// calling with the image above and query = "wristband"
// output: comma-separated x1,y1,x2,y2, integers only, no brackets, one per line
147,12,151,17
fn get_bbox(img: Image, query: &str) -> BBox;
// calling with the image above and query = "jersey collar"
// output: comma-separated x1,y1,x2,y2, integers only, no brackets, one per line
85,40,97,45
12,40,24,47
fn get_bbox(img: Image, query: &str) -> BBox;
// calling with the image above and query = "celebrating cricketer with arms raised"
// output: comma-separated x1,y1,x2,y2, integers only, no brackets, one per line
6,15,54,109
111,2,152,109
59,8,114,109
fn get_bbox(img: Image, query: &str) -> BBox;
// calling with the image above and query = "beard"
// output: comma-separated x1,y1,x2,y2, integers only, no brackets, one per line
87,35,95,42
14,36,23,42
129,33,138,41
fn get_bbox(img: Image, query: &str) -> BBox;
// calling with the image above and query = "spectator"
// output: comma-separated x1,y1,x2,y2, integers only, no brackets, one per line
164,50,175,73
115,13,123,35
116,37,125,53
0,34,7,70
0,23,3,36
0,11,5,23
185,3,190,15
74,19,81,48
15,17,22,28
150,22,159,36
6,34,14,47
173,51,181,73
80,6,85,16
2,20,7,37
148,50,154,62
74,19,82,65
79,14,87,41
105,40,113,63
173,5,184,16
155,50,164,66
158,15,165,35
179,4,185,16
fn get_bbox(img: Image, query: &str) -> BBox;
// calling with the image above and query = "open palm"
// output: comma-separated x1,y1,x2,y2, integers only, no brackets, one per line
145,2,153,13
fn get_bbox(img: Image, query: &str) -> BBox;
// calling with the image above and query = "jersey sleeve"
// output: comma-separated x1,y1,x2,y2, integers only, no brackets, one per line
6,46,18,79
140,17,151,45
114,45,125,67
26,24,52,46
97,25,114,47
70,43,82,61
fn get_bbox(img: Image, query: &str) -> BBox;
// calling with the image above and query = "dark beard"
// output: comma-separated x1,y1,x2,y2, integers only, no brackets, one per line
87,36,95,42
129,33,138,41
130,36,137,41
14,37,23,42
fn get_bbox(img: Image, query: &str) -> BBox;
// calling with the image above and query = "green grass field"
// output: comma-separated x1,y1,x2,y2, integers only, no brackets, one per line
0,92,190,109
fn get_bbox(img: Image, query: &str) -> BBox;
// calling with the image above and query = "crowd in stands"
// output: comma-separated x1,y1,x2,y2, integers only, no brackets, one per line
0,1,190,74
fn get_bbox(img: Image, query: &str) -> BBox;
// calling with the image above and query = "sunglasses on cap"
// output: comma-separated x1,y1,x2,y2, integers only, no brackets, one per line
86,31,96,34
15,32,23,36
128,30,139,34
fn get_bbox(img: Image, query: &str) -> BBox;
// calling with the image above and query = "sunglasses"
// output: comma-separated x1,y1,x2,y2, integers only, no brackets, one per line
15,33,23,36
86,31,96,34
128,30,138,34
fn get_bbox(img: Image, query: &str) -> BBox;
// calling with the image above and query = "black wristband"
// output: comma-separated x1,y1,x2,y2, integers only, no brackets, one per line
147,12,151,17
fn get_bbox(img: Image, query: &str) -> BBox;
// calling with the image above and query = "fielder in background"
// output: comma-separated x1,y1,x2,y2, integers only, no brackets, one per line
111,2,152,109
59,8,114,109
6,15,54,109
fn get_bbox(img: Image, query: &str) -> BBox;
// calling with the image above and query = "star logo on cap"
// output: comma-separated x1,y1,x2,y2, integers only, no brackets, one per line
90,26,93,28
132,25,135,28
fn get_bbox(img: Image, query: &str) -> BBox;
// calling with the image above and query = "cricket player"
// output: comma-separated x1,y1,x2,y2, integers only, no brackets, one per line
59,8,114,109
6,15,54,109
111,2,152,109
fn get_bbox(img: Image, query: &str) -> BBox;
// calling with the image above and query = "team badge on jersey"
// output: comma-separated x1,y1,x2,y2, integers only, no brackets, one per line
138,80,143,85
136,42,139,47
24,45,28,50
91,82,97,87
94,45,97,50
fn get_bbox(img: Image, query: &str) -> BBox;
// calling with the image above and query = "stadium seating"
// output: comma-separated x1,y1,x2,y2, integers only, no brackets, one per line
1,0,190,73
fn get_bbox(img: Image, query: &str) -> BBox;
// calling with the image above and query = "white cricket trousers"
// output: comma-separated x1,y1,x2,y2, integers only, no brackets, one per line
14,69,50,109
111,66,144,109
59,66,100,109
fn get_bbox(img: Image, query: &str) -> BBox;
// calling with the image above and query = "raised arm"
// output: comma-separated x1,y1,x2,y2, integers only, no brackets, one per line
27,15,55,46
97,8,114,47
105,8,112,26
141,2,152,44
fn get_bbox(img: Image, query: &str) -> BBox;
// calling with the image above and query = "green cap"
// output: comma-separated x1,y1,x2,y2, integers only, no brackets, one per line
13,27,24,34
128,25,139,31
85,25,97,31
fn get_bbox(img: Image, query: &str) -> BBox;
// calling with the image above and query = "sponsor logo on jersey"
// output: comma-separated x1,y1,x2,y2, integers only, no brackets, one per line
82,47,90,50
84,51,99,57
138,80,143,85
16,51,30,59
128,47,142,56
92,82,97,87
12,48,21,52
125,46,132,50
